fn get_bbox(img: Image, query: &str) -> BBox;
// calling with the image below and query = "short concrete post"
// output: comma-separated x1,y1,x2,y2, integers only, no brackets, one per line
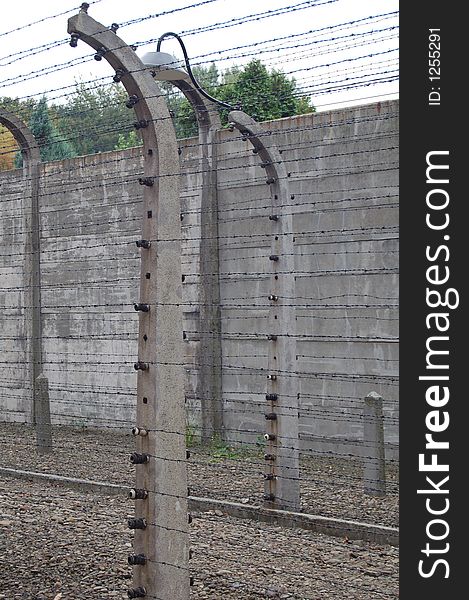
363,392,386,496
35,374,52,453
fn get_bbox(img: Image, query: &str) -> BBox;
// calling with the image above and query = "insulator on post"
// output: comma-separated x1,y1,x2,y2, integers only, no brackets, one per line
128,487,148,499
266,177,276,185
228,122,235,132
264,473,277,481
127,518,147,530
134,361,149,371
268,294,278,301
267,335,278,341
263,493,275,501
130,452,150,464
264,433,276,441
113,69,125,83
260,162,271,169
128,553,147,566
126,95,139,109
127,587,147,598
80,2,89,11
269,255,279,262
265,413,277,421
110,23,119,32
132,427,148,437
269,215,279,221
264,453,276,461
128,488,148,500
135,239,151,249
266,393,278,401
134,303,150,312
267,374,277,381
138,177,154,187
94,47,106,61
134,119,149,130
69,32,80,47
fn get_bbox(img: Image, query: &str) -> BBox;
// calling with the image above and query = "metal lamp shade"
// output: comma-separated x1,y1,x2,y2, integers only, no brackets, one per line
140,51,190,81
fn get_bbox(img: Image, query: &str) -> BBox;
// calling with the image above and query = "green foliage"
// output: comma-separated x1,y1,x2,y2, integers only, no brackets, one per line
15,97,75,166
114,129,142,151
208,434,252,461
31,97,75,161
2,59,314,162
163,60,314,138
217,59,314,123
54,81,135,156
0,96,36,124
158,63,221,139
185,424,199,447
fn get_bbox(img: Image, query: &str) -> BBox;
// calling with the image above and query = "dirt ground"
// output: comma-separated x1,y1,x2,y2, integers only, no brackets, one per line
1,424,398,527
0,476,398,599
0,423,398,598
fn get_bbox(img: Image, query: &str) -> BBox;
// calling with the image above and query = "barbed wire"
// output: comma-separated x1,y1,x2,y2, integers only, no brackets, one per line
0,8,397,71
0,0,341,89
0,1,103,39
1,10,398,592
0,112,398,187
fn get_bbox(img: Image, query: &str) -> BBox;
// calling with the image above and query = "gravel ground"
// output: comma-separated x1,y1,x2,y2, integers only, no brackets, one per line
0,476,399,599
1,423,398,528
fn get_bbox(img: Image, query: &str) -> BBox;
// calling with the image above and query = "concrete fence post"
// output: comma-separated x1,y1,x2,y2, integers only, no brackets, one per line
0,110,42,424
363,391,386,496
228,111,300,511
68,7,189,599
167,80,223,443
35,374,52,453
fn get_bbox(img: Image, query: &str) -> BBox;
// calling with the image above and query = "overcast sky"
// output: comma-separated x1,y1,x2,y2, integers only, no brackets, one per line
0,0,398,112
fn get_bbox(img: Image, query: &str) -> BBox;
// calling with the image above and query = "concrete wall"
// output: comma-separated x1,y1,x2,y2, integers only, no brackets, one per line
0,101,399,457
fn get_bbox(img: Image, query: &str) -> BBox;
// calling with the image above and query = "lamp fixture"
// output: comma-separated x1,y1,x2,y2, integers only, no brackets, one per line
140,32,235,110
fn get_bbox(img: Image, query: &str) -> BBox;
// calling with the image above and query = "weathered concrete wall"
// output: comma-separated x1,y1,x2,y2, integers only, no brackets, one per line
213,102,399,458
1,167,30,419
0,101,398,457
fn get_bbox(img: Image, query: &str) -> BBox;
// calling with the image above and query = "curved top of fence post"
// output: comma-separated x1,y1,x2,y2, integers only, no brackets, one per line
0,109,40,168
68,8,178,175
171,79,222,134
227,109,288,186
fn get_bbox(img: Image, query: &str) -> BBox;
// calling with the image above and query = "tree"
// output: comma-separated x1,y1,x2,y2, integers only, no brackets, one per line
0,96,36,126
0,126,18,171
54,81,136,156
2,59,315,165
114,129,142,151
0,96,37,171
158,63,221,139
217,59,314,122
161,60,314,138
20,97,75,164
